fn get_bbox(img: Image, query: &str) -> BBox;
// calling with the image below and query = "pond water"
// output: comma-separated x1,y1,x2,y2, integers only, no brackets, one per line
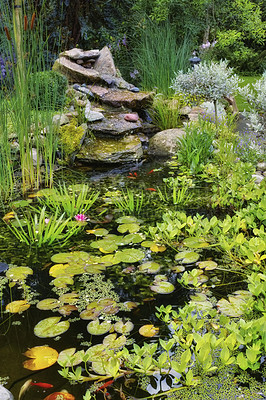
0,160,261,400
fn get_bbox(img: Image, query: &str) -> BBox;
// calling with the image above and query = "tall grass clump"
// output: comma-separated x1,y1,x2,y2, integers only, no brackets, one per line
0,95,15,203
133,19,191,96
0,1,66,193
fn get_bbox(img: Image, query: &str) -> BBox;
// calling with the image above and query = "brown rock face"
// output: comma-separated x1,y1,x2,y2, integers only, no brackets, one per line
87,113,142,136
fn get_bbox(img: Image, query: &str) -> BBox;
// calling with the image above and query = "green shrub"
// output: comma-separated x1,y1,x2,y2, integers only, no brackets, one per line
29,70,68,110
177,120,215,174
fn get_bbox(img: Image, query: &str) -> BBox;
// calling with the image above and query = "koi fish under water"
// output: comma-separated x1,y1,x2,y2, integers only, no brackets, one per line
145,188,156,191
30,382,54,388
95,379,114,392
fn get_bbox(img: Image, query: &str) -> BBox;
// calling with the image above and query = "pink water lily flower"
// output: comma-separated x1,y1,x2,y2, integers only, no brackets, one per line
74,214,87,222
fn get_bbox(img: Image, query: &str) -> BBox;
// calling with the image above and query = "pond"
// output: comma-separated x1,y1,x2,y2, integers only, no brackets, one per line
0,160,265,400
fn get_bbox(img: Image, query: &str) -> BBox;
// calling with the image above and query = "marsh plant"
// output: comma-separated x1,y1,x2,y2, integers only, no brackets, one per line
149,93,184,130
157,176,193,207
114,188,145,215
5,206,84,247
133,19,191,95
38,183,99,218
0,1,65,193
177,120,215,174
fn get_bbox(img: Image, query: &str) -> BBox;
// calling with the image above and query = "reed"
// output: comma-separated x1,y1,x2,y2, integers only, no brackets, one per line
0,1,64,193
133,19,191,96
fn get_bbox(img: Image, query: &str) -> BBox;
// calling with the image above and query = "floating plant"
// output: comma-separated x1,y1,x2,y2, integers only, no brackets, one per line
57,348,85,367
217,295,248,317
87,319,112,335
150,275,175,294
197,260,218,270
117,222,140,234
138,261,161,274
114,320,134,334
139,324,159,337
6,300,30,313
103,333,127,348
36,298,60,310
183,237,209,248
6,266,33,282
23,346,58,370
174,250,200,264
34,316,70,338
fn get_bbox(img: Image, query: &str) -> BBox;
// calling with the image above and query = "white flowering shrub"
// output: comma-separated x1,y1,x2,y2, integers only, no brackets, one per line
171,60,242,122
171,60,241,101
240,72,266,135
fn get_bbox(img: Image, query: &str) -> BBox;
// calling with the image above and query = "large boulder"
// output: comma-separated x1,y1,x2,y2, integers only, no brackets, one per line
76,135,143,163
148,128,185,157
93,46,117,76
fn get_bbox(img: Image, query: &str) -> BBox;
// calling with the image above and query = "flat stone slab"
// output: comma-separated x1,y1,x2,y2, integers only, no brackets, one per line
93,88,153,109
76,135,143,163
87,113,142,136
60,48,100,60
53,57,101,83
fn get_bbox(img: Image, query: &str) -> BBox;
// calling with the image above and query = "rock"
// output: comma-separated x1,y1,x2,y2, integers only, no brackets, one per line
252,174,264,184
60,48,100,60
53,114,70,126
257,162,266,171
98,89,153,109
124,113,139,122
87,112,142,136
188,106,206,122
87,85,109,97
93,46,117,76
53,56,101,84
130,87,140,93
0,385,14,400
31,148,42,167
148,128,186,157
84,102,104,122
180,106,192,115
76,135,143,163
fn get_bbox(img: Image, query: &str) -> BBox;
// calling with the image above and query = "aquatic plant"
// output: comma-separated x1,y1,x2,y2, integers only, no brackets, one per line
157,176,192,206
5,206,84,247
38,183,99,218
176,119,215,174
149,93,183,130
114,188,145,215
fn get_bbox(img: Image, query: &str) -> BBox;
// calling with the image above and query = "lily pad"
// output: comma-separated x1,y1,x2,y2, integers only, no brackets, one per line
139,324,159,337
116,216,138,224
175,251,199,264
6,300,30,313
51,276,74,288
183,237,209,248
87,319,112,335
49,264,69,277
103,333,127,348
6,266,33,281
59,292,79,304
80,302,104,320
150,281,175,294
171,265,185,273
117,223,140,234
124,233,145,244
85,344,108,362
34,316,70,338
58,305,77,316
138,261,161,274
114,320,134,334
114,249,145,263
23,345,58,371
36,298,60,310
86,228,109,237
197,260,218,270
57,348,84,367
217,296,247,317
